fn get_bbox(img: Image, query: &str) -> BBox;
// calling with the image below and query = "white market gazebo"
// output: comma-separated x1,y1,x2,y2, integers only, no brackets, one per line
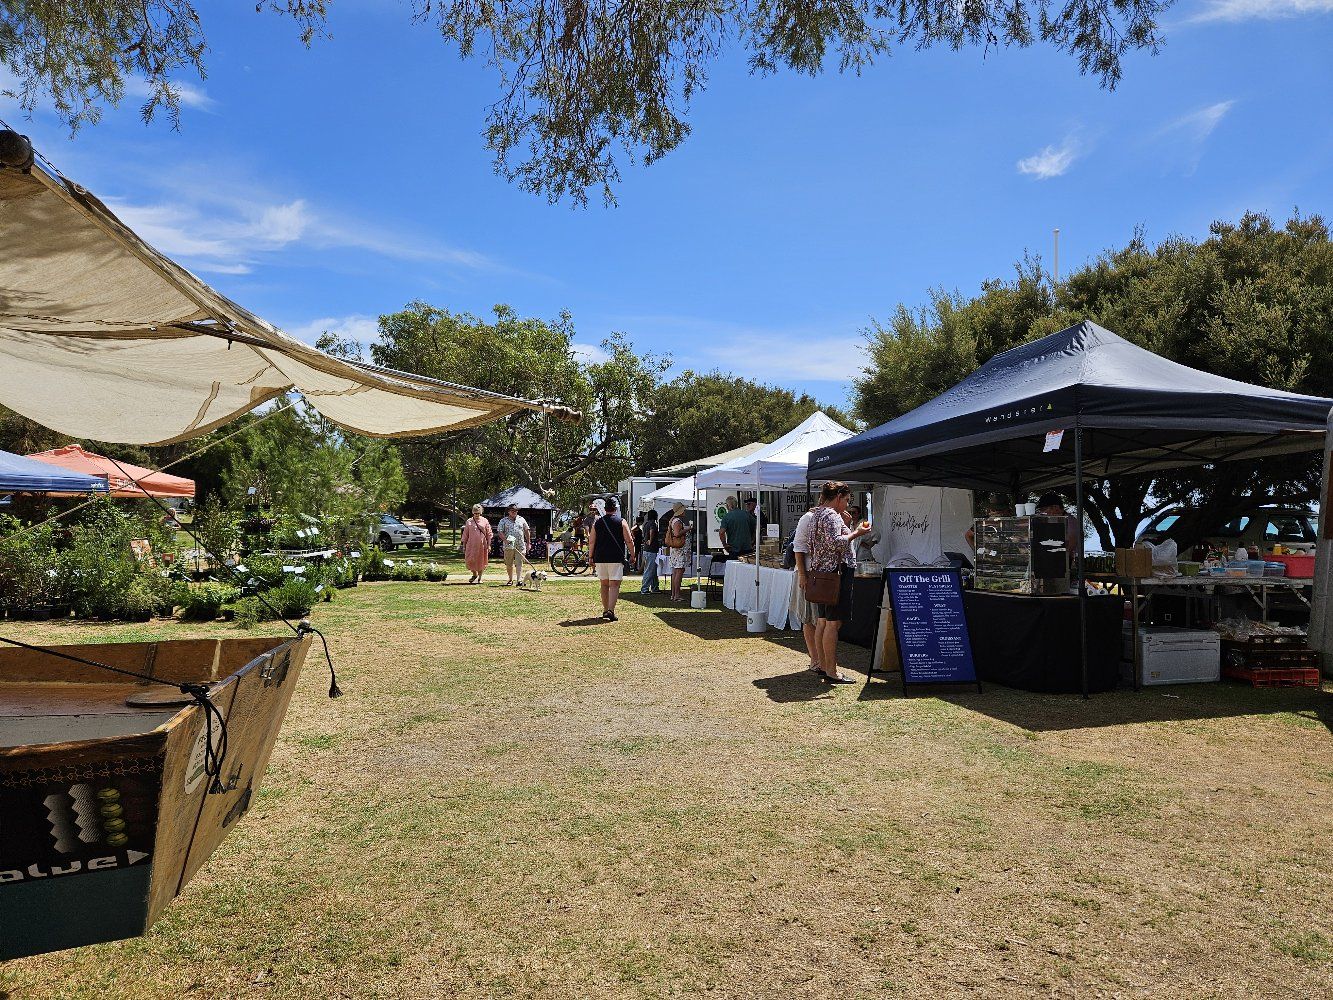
694,412,855,623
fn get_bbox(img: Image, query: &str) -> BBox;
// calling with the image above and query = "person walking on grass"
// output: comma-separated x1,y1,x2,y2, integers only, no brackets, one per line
592,496,635,621
424,514,439,549
497,503,531,586
639,509,662,594
663,501,690,602
462,504,493,584
805,481,872,684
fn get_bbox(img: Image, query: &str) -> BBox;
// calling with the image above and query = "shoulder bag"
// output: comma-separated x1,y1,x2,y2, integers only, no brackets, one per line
803,568,841,605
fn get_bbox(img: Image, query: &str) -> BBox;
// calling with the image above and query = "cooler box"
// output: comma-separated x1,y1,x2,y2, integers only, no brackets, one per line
1122,626,1221,685
1271,553,1315,579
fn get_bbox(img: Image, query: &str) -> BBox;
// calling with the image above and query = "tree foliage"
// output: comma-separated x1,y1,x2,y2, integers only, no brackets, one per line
2,0,1165,203
637,371,853,474
180,400,408,551
0,1,325,130
853,211,1333,549
352,302,668,510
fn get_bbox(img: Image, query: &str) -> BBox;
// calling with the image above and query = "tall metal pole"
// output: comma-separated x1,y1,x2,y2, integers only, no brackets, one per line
1308,408,1333,677
1075,422,1088,698
1054,228,1061,284
755,471,762,623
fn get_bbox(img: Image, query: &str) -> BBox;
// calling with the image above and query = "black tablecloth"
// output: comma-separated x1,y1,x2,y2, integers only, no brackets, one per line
843,575,883,649
962,592,1122,693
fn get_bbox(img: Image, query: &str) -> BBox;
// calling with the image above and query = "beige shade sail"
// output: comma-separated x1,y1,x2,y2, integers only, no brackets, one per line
0,141,574,445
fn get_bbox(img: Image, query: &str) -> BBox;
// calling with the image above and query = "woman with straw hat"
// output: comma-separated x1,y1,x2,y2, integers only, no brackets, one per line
663,501,691,602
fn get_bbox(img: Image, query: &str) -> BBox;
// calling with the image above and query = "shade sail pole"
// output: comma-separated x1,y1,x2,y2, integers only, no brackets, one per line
1075,422,1089,699
694,479,701,595
755,471,762,623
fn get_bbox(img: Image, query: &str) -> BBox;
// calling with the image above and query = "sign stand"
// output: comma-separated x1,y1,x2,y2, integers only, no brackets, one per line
875,568,981,696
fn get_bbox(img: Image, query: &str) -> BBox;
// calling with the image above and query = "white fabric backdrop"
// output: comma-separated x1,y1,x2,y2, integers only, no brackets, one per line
872,486,975,564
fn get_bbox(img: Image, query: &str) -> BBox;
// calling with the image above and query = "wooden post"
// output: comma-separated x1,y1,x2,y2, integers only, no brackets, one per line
1307,408,1333,678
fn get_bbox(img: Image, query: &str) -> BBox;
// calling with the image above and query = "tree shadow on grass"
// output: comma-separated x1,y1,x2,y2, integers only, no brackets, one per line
868,674,1333,733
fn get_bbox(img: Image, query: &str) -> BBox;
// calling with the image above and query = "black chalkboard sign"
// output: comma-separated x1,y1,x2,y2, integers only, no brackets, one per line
884,568,981,695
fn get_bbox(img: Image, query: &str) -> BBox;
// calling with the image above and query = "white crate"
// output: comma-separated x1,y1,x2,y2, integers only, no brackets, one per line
1122,626,1220,685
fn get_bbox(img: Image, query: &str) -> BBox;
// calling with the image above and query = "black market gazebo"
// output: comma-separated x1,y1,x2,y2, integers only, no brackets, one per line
478,485,556,538
810,320,1333,696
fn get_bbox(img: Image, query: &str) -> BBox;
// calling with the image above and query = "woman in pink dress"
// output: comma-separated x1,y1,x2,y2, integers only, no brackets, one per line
462,504,493,584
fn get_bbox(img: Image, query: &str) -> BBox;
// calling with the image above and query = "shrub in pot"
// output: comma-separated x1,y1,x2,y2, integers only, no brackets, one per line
270,578,317,618
391,562,427,582
178,582,239,621
121,580,157,622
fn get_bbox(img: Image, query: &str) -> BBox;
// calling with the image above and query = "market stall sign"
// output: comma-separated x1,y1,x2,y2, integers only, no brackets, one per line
884,569,981,695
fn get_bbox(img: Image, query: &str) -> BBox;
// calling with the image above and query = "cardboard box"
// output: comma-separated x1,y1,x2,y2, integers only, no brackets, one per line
1115,547,1152,579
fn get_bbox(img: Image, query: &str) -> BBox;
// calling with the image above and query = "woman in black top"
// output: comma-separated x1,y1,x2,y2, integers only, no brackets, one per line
631,513,645,570
591,496,636,621
639,510,661,594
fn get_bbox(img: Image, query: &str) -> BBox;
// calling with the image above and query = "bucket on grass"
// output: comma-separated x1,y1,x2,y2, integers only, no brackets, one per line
746,609,767,633
690,590,707,609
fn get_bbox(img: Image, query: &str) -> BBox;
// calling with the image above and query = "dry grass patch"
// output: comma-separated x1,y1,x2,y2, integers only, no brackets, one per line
3,580,1332,999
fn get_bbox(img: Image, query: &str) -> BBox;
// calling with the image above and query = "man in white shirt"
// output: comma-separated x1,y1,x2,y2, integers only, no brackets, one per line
790,506,820,672
496,503,531,586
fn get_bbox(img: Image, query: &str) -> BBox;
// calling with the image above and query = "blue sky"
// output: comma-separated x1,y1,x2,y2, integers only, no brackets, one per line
3,0,1331,409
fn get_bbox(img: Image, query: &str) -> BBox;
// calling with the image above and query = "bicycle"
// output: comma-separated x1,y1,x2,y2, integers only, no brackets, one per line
550,543,591,576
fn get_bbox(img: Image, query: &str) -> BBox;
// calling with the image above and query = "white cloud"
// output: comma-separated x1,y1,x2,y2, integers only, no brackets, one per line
1017,136,1082,179
107,195,311,274
616,315,864,384
103,173,500,277
571,342,611,365
1152,100,1235,173
695,333,866,382
1160,100,1236,142
1188,0,1333,21
123,76,217,112
285,315,381,347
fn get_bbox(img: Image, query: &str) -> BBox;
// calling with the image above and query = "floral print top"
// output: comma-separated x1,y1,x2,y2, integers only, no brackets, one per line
806,505,855,572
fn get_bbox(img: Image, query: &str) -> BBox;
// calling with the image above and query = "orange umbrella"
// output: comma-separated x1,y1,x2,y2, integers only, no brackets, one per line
26,444,195,498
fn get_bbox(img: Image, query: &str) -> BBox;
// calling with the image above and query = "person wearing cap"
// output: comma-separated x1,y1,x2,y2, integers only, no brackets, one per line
496,503,531,586
591,495,636,621
663,501,691,602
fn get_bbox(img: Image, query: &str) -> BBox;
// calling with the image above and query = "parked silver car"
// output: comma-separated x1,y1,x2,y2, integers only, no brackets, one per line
373,513,429,551
1137,504,1318,553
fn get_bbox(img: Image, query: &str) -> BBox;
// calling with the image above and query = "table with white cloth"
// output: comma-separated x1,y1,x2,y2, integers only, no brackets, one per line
722,562,798,630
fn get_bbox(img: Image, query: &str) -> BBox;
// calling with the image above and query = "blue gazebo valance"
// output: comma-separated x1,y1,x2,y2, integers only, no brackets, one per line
0,449,107,493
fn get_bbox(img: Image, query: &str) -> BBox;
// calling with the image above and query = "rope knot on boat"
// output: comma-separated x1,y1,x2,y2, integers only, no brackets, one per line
178,681,230,795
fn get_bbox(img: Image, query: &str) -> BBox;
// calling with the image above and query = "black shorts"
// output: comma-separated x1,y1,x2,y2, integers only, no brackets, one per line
817,566,854,622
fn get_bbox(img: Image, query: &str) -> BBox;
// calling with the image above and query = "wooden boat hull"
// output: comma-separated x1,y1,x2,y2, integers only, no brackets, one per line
0,634,311,960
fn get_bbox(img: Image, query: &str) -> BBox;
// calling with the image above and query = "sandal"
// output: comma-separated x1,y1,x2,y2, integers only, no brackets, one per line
818,671,856,685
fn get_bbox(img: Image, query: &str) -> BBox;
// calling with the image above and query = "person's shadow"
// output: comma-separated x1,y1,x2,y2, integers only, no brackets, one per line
558,616,610,627
752,669,833,703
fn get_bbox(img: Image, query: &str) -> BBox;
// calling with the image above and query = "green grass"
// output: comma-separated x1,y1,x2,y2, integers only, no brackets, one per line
3,579,1332,999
